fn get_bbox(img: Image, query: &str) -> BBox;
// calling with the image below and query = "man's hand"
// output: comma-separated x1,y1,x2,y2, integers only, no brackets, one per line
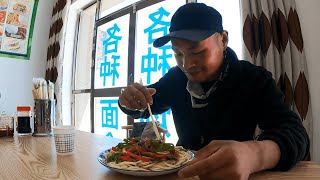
178,140,280,180
119,83,156,111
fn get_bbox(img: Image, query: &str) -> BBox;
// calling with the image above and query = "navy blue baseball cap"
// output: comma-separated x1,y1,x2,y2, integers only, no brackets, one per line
153,3,223,48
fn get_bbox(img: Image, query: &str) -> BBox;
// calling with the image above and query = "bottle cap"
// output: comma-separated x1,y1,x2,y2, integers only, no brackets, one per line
17,106,31,112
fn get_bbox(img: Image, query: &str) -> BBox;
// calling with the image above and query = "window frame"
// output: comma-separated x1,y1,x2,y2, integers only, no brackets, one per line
72,1,97,131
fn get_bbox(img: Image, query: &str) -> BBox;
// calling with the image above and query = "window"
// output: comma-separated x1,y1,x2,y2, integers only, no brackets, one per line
94,12,130,138
94,0,183,143
72,0,242,144
133,0,186,144
72,3,96,132
95,14,130,89
134,0,185,85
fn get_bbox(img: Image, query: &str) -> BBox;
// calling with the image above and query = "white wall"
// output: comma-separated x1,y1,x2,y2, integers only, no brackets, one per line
295,0,320,163
0,1,54,114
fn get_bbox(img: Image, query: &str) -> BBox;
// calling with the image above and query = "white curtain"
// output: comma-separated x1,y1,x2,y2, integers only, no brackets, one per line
240,0,312,159
45,0,71,126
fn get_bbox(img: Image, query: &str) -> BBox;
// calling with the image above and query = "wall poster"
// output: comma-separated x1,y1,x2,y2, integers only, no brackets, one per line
0,0,38,60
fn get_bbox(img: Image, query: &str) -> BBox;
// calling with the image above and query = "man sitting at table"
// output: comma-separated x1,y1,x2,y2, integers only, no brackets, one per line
118,3,309,180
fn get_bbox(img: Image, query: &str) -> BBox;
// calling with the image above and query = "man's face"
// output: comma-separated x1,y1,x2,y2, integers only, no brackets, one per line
171,33,226,83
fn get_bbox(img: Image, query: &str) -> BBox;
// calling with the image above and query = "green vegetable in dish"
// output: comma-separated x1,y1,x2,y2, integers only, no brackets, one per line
106,152,121,163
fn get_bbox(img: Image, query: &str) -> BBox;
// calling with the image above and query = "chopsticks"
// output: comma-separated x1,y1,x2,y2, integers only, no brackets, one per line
139,79,161,140
147,103,161,140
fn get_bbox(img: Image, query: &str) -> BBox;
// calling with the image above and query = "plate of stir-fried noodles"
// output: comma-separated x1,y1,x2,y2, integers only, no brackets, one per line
98,137,194,176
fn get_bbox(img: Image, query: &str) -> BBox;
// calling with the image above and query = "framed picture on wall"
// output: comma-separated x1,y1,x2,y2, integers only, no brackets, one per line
0,0,39,60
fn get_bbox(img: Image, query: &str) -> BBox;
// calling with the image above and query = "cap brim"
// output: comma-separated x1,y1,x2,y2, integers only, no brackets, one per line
153,29,216,48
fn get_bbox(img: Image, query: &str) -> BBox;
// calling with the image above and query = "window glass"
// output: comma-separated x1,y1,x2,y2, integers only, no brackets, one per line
100,0,140,18
73,4,96,133
134,0,185,85
95,14,130,89
197,0,243,59
75,4,96,90
74,93,91,132
133,0,186,144
94,97,128,139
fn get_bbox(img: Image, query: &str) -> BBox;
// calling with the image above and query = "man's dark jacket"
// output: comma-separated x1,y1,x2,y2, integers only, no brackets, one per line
119,47,310,171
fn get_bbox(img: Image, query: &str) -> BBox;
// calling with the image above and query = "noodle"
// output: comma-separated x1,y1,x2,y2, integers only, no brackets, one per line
106,147,191,171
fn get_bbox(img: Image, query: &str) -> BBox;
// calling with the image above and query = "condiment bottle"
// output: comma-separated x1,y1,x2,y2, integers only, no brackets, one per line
16,106,33,136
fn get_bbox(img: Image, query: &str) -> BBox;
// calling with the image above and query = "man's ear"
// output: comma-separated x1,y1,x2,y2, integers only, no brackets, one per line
221,30,229,50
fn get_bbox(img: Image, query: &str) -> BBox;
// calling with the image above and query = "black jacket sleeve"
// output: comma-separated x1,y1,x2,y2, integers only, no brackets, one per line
253,66,310,171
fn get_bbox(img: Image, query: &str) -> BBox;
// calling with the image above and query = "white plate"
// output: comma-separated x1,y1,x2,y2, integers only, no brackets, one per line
98,149,195,176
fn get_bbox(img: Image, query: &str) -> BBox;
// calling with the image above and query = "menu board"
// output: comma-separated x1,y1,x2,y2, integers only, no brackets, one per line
0,0,38,60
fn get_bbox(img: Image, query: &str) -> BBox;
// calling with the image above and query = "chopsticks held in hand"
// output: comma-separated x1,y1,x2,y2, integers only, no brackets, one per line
139,78,161,140
147,104,161,140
